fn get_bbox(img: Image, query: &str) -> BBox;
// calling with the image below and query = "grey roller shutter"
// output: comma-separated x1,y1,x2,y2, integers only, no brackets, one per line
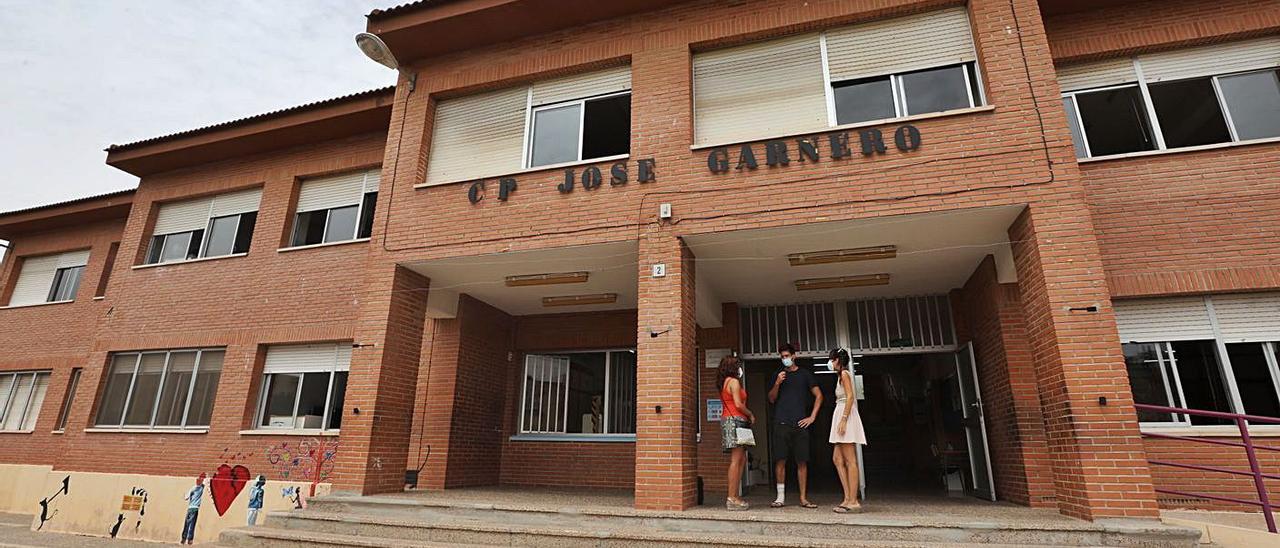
296,171,366,213
825,7,976,82
1211,293,1280,343
531,66,631,106
263,343,352,374
1140,36,1280,83
1057,57,1139,91
152,197,213,235
1113,296,1214,342
693,33,827,146
209,188,262,218
425,87,527,186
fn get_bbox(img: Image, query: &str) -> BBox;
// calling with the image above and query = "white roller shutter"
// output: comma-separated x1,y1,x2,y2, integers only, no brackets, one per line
363,169,380,193
531,65,631,106
693,33,827,146
426,86,527,185
7,250,88,306
825,7,976,82
263,343,352,374
1057,57,1138,91
1210,293,1280,343
153,198,212,236
1140,36,1280,83
209,188,262,218
296,171,366,213
1114,296,1214,342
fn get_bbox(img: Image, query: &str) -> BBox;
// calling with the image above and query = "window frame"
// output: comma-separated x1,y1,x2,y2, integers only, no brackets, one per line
47,265,84,303
289,191,377,248
253,353,348,433
515,348,637,439
1062,65,1280,160
522,90,632,170
94,348,223,431
199,213,253,258
54,368,82,432
1126,338,1280,429
0,370,51,432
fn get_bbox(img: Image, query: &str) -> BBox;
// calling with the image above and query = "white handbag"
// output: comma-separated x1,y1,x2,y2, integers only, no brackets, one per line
736,426,756,447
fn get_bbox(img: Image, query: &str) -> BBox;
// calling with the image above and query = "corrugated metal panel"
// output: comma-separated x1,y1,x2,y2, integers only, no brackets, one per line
7,250,89,306
1211,293,1280,343
531,66,631,106
1057,57,1138,91
1141,36,1280,83
152,197,212,235
209,188,262,218
847,295,955,354
1114,297,1214,342
296,171,366,213
739,302,838,358
692,33,827,146
426,86,527,185
826,7,976,81
263,343,352,374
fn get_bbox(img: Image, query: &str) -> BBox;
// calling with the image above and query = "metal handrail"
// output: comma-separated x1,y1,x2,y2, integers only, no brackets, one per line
1134,403,1277,533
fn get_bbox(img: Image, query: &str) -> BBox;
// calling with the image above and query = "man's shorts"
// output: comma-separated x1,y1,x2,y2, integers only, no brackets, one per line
771,422,810,462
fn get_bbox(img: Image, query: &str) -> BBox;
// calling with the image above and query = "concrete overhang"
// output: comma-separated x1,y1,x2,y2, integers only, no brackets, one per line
105,87,395,177
0,189,135,239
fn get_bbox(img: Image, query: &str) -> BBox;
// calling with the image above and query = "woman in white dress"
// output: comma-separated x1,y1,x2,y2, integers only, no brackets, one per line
827,347,867,513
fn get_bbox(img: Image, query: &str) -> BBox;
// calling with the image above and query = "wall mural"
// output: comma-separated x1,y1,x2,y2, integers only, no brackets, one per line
265,438,338,499
36,475,70,530
110,486,148,538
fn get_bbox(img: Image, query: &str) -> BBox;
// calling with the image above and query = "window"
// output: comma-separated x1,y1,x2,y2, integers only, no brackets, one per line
693,7,980,145
519,350,636,435
6,249,89,306
0,371,50,431
256,343,350,431
1059,37,1280,159
290,169,379,247
529,93,630,168
95,349,223,429
146,188,261,264
55,368,82,431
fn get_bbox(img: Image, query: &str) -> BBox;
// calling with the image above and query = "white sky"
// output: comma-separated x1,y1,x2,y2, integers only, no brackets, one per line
0,0,397,215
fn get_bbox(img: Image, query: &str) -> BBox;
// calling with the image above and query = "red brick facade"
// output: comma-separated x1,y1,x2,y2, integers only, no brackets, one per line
1,0,1277,528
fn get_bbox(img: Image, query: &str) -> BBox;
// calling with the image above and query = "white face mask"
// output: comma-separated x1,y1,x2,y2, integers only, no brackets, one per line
826,360,836,371
782,357,794,367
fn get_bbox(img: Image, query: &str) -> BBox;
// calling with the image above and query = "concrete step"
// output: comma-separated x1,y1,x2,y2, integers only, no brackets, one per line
293,495,1201,547
217,527,485,548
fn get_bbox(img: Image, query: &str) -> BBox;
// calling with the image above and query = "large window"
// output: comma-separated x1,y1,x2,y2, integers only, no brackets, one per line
255,343,350,432
833,63,982,125
95,349,223,429
1060,37,1280,159
519,350,636,436
290,169,379,247
0,371,51,431
6,249,89,307
529,93,631,168
145,188,261,264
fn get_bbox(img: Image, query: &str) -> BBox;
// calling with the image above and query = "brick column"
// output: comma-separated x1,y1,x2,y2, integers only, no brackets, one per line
634,235,698,510
1008,206,1159,520
333,263,430,495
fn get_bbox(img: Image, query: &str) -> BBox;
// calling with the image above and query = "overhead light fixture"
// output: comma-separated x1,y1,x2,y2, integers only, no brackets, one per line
355,32,399,70
794,273,890,291
542,293,618,307
788,245,897,266
505,271,589,287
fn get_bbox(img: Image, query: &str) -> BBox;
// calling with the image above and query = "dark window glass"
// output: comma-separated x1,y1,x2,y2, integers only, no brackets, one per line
1148,77,1231,148
1075,86,1156,156
323,206,358,244
292,211,328,247
1218,69,1280,141
48,266,83,302
146,236,165,264
233,212,256,254
96,355,136,426
899,64,973,115
154,351,196,427
261,374,300,427
357,193,377,239
1225,343,1280,418
607,351,636,434
203,216,240,258
565,353,607,434
1171,340,1233,425
327,372,348,430
1123,343,1178,422
530,103,582,167
833,76,895,125
185,351,222,426
582,94,631,160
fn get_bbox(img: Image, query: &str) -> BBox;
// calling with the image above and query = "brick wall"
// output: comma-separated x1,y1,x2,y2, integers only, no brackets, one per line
1044,0,1280,62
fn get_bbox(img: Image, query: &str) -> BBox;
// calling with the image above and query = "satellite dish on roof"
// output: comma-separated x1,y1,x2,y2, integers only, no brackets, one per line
355,32,398,70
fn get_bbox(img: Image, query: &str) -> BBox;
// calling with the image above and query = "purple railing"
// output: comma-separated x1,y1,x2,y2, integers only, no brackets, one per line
1134,403,1279,534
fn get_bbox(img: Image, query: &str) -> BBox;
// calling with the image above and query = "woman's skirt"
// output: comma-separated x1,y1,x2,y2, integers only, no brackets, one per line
829,402,867,445
721,416,749,452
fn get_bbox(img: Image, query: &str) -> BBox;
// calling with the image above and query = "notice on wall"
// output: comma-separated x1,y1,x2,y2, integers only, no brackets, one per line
706,399,723,422
705,348,731,369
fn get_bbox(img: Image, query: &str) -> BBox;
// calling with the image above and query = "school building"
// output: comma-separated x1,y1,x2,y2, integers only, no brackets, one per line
0,0,1278,544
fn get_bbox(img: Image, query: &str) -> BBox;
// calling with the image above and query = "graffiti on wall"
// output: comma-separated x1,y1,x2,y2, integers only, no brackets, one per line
265,438,338,498
110,486,149,538
36,475,70,530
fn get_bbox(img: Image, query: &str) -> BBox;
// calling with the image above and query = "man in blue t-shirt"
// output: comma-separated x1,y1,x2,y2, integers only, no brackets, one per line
767,343,823,508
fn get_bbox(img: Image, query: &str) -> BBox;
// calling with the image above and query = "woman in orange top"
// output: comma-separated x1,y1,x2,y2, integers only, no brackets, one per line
719,354,755,511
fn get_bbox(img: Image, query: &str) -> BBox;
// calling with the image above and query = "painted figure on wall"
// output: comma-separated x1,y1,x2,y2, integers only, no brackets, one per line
246,475,266,526
281,486,305,509
109,514,125,538
180,473,207,545
36,475,70,530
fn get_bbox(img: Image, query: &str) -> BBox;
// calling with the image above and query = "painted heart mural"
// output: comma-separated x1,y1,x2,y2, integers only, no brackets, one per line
210,463,250,516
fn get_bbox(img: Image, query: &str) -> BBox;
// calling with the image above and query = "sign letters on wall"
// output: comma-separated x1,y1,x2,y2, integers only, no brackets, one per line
705,124,922,174
467,158,656,204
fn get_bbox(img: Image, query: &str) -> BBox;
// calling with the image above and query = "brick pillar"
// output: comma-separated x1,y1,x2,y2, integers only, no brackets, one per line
333,263,430,495
634,235,698,510
1008,206,1159,520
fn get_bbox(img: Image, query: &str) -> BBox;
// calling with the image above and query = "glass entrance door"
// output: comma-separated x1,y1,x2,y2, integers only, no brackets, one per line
954,342,996,501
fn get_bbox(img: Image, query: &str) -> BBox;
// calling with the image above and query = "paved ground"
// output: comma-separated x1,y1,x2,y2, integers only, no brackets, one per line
1163,509,1275,532
0,513,163,547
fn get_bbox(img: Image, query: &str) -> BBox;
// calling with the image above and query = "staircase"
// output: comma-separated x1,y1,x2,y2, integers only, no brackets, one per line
218,491,1204,548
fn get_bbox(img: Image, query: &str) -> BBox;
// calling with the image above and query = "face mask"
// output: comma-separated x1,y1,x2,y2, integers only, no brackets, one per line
826,360,836,371
782,357,794,367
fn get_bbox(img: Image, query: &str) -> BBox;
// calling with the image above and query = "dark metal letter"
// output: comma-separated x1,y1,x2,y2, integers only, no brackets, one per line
894,124,922,152
796,138,819,163
828,132,851,159
581,166,603,189
765,140,790,166
638,158,657,183
707,147,730,173
859,129,887,156
610,162,628,185
735,145,758,170
558,169,575,193
467,181,485,204
498,177,517,201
